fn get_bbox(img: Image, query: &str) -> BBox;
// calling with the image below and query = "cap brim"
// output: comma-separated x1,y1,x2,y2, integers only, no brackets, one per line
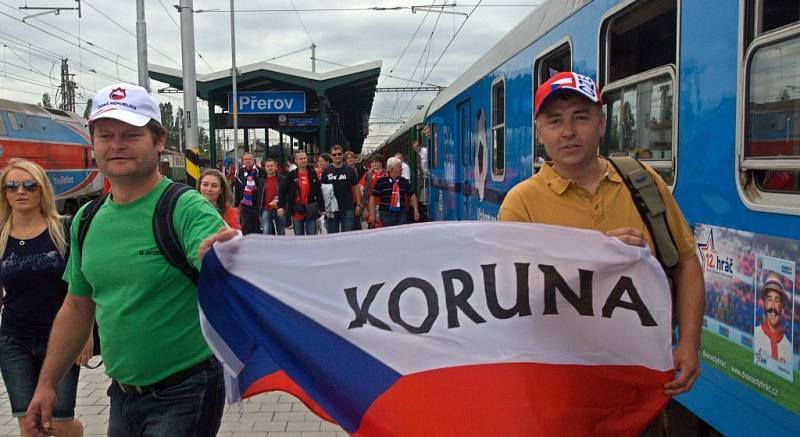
89,108,151,127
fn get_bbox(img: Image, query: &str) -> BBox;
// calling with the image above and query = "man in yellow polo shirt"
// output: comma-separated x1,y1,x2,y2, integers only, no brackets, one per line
498,71,704,396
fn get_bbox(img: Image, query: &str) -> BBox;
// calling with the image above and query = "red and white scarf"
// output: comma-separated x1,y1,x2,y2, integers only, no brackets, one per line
760,322,784,361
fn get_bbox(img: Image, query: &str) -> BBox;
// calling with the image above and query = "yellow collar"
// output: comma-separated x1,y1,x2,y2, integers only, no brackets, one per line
536,158,623,195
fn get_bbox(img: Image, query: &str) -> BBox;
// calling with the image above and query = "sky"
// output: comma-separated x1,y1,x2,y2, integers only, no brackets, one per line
0,0,540,151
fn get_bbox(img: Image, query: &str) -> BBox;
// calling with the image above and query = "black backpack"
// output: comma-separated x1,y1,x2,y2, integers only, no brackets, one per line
76,182,199,285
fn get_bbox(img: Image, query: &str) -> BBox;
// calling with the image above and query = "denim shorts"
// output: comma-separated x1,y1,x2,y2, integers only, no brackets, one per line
0,335,80,419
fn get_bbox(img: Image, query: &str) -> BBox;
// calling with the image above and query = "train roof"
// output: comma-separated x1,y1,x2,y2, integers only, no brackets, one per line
427,0,588,114
0,98,84,123
381,103,430,148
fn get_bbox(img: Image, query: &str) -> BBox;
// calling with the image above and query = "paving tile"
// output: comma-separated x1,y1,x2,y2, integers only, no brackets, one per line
260,403,292,412
0,364,336,436
252,420,288,432
219,420,256,432
83,422,108,435
319,422,345,431
273,411,309,422
287,421,321,432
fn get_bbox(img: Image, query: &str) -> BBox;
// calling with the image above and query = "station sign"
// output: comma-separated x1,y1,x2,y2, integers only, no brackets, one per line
228,91,306,114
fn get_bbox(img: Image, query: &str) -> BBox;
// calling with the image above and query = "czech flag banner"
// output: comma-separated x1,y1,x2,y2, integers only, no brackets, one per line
198,221,673,436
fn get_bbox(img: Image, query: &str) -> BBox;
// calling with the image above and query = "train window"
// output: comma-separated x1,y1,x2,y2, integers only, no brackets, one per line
758,0,800,35
427,124,438,169
601,0,676,84
533,39,572,169
601,68,676,185
741,28,800,197
6,112,20,130
601,0,678,186
0,114,5,136
491,77,505,180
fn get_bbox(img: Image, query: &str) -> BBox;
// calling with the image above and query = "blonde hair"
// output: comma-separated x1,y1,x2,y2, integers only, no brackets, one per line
0,158,67,259
198,169,234,211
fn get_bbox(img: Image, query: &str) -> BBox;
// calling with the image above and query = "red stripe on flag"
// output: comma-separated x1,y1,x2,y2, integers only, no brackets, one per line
354,362,671,437
243,370,335,423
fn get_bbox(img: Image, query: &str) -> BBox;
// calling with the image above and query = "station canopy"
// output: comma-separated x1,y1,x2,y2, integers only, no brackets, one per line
149,60,381,154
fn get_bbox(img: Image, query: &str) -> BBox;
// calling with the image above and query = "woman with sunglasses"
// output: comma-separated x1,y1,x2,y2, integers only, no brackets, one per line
198,168,241,229
0,158,89,437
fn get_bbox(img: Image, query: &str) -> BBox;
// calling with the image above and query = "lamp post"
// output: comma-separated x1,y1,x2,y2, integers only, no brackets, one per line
230,0,239,169
179,0,198,154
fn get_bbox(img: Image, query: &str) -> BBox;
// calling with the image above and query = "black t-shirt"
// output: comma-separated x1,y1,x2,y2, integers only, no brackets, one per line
322,165,358,209
0,230,68,337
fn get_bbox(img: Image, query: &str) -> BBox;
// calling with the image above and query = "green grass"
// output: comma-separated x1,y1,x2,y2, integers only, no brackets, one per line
700,331,799,414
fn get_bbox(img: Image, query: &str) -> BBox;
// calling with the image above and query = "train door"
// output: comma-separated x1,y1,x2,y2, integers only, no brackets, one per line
457,99,472,220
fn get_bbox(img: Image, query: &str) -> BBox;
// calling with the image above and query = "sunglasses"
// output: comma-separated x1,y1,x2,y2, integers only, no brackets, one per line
3,180,40,193
331,153,343,156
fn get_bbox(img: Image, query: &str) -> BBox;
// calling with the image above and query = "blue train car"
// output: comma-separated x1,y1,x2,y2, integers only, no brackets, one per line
418,0,800,434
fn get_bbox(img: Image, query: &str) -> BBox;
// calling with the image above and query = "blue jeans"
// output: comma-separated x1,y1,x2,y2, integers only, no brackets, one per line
326,208,355,233
261,209,286,235
380,210,409,227
0,335,80,419
292,218,317,235
107,358,225,437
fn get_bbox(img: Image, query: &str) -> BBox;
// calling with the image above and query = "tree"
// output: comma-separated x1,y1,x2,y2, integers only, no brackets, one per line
159,102,177,149
40,93,53,108
198,126,210,153
173,107,184,150
83,98,93,120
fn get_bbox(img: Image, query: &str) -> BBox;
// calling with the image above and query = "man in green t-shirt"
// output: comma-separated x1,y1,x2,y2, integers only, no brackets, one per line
26,83,227,437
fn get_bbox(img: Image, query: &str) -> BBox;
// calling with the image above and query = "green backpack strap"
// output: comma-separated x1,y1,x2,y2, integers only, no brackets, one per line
607,156,680,270
153,182,198,286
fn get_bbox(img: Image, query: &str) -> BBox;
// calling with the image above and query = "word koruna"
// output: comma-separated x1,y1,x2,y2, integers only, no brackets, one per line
345,263,657,334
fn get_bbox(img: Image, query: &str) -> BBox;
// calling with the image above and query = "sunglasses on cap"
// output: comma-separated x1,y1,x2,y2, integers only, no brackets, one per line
3,180,40,193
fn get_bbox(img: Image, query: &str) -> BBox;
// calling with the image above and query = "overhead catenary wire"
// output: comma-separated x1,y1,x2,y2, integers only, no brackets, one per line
380,3,432,88
398,0,485,117
82,0,180,68
194,4,538,13
155,0,215,72
391,0,448,119
0,1,139,71
0,10,138,74
288,0,315,46
0,5,189,109
4,44,50,79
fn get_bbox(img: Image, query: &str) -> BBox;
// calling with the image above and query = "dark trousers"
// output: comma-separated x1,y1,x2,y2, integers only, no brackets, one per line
239,206,261,234
107,358,225,437
381,210,409,227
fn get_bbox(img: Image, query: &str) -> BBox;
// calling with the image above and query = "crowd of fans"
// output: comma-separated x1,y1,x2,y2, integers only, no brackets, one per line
207,144,428,235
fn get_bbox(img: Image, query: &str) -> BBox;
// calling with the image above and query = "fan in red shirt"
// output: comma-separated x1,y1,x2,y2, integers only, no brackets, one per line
359,154,387,228
260,159,288,235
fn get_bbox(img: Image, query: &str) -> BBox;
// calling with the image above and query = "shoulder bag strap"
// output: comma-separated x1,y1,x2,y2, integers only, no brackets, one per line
607,156,679,269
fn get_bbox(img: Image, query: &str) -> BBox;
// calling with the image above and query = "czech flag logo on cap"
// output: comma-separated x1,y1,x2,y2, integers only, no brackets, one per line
534,72,602,115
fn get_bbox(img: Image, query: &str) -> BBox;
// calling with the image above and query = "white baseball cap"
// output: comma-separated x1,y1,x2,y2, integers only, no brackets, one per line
89,83,162,127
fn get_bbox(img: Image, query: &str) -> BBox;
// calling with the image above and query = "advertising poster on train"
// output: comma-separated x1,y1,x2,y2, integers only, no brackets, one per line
753,256,794,381
695,224,799,414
